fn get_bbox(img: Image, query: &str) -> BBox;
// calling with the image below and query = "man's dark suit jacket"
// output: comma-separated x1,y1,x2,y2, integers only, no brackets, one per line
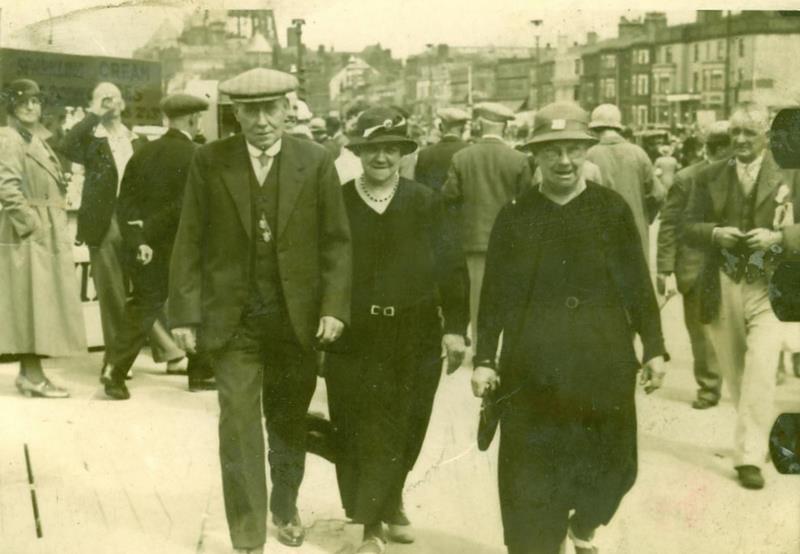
414,135,468,192
60,112,143,246
168,133,352,352
117,128,196,251
656,160,709,295
683,152,800,322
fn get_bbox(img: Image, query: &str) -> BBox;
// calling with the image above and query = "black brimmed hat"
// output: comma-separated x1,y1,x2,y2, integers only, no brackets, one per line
4,79,42,109
523,102,597,149
345,107,418,155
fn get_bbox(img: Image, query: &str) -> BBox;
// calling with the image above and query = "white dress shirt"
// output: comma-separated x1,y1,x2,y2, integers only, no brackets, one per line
247,139,282,185
736,152,764,196
94,122,135,195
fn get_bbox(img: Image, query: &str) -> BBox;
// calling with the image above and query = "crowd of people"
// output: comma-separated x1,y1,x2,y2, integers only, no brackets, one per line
1,65,799,554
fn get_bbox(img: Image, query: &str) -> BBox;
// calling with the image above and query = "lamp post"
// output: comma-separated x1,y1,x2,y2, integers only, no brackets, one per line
292,18,306,97
530,19,543,109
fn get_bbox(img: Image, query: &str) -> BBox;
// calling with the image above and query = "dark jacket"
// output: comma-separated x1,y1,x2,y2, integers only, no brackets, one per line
656,160,709,294
442,137,532,252
683,152,800,322
414,135,468,192
117,128,197,250
476,184,666,373
167,133,352,351
59,112,142,246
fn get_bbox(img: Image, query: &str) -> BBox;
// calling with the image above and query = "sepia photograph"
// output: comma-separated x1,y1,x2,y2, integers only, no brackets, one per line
0,0,799,552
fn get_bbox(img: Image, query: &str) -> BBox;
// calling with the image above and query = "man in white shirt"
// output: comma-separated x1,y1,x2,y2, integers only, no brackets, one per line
61,82,185,375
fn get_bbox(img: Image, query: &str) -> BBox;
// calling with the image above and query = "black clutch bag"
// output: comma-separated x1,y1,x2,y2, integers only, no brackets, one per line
477,388,503,451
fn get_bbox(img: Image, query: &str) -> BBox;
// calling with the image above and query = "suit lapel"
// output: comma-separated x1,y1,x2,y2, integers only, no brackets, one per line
26,140,63,184
709,161,734,217
755,152,781,210
277,136,307,238
221,137,253,239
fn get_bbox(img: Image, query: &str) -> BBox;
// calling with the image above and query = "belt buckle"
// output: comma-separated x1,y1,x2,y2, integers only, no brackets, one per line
370,304,381,316
383,306,396,317
565,296,580,309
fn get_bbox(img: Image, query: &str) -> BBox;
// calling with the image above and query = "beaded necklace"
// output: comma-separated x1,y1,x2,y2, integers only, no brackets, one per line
358,173,399,203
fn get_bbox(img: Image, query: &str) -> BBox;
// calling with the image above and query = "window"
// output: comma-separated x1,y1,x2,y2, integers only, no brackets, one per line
602,78,616,99
636,49,650,65
693,44,699,62
601,54,616,69
658,76,670,94
739,38,745,57
705,42,711,59
711,70,724,91
665,47,673,64
717,40,725,60
738,68,744,84
693,72,699,92
638,105,649,126
638,74,649,95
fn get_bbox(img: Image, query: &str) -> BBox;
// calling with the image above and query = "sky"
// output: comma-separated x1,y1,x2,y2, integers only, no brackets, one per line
0,0,795,59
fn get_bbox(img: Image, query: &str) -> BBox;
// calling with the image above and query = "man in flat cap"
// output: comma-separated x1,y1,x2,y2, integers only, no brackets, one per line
586,103,662,261
656,121,732,411
168,68,352,552
442,101,531,345
61,82,186,376
414,107,470,192
100,93,213,399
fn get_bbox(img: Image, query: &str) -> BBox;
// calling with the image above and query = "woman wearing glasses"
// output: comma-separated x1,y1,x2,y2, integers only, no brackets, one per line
0,79,86,397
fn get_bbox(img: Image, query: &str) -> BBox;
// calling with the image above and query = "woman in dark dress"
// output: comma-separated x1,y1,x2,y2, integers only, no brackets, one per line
471,102,669,554
325,107,469,553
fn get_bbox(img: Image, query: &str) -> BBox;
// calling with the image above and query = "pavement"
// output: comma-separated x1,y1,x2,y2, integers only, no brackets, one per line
1,293,800,554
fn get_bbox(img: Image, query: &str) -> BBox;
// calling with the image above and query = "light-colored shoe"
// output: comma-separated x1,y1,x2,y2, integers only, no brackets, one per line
15,375,69,398
356,537,386,553
166,357,188,375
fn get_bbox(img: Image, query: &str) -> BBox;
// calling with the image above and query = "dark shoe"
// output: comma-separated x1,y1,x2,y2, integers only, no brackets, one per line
188,377,217,392
736,465,765,489
272,513,304,547
103,379,130,400
386,523,415,544
691,397,718,410
15,375,70,398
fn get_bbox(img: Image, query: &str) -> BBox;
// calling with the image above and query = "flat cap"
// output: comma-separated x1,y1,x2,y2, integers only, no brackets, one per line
437,107,470,124
160,93,209,118
473,102,515,123
219,68,297,103
309,117,326,131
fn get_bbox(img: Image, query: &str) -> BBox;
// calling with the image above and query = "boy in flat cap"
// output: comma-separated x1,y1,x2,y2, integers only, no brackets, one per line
473,102,668,554
442,101,531,345
168,68,352,553
414,107,470,192
101,93,213,399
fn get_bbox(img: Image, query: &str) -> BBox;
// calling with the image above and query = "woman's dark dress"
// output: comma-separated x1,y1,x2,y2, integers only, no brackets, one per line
475,184,666,552
325,178,468,524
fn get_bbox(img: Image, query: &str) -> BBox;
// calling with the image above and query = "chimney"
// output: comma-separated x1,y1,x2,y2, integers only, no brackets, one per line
586,32,599,45
618,16,644,41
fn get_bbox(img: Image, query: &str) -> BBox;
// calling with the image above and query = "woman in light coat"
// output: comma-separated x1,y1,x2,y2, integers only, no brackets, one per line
0,79,86,397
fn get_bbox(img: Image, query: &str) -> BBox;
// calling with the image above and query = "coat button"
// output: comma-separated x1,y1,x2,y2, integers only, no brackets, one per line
565,296,580,309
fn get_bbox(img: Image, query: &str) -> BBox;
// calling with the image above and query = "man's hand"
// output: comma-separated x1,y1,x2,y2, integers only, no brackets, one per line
88,95,118,120
656,272,678,297
471,366,500,398
745,228,783,251
316,316,344,345
442,334,467,374
640,356,668,394
712,226,746,249
172,326,197,355
136,244,154,265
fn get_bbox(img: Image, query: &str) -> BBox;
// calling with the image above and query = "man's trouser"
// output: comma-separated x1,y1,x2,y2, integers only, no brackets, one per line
211,311,317,549
466,252,486,346
705,272,784,468
683,286,722,403
88,215,182,364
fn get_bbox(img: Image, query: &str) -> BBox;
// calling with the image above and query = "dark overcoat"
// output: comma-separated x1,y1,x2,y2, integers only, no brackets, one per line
414,135,468,192
167,133,352,352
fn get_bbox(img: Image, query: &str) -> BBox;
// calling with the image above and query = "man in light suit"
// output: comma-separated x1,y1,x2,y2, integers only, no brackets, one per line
684,102,800,490
442,102,532,344
168,68,352,553
656,122,732,410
